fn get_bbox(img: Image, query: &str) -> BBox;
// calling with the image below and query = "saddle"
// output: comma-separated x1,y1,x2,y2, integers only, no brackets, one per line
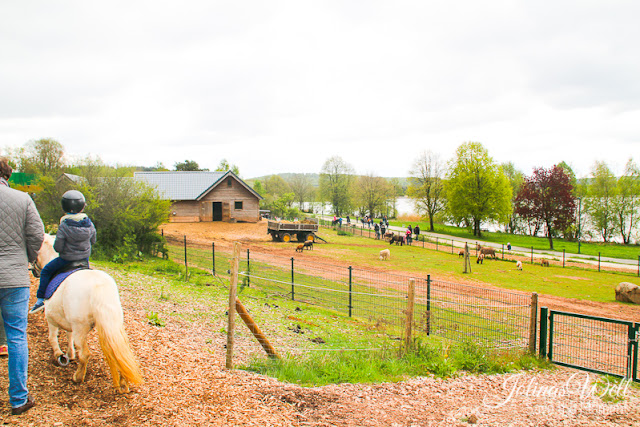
44,260,91,300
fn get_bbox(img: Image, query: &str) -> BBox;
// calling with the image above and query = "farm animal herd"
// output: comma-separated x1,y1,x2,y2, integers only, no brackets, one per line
292,231,546,271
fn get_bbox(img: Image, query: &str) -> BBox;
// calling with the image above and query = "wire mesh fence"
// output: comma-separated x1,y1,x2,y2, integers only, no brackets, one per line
542,309,638,382
162,235,535,354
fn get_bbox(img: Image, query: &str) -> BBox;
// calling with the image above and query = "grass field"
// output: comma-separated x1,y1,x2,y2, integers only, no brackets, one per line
384,219,640,261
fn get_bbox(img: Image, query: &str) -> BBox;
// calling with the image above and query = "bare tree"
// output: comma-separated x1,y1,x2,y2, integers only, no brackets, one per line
353,173,392,217
319,156,354,216
407,151,445,231
18,138,66,176
287,174,314,210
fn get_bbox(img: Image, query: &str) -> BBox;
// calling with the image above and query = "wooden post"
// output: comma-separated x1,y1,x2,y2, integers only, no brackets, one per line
463,243,471,274
225,242,241,369
236,299,281,359
405,279,415,349
529,292,538,354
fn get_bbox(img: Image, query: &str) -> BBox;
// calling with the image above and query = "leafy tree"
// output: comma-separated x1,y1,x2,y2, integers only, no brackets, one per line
613,158,640,244
174,160,207,171
264,175,292,199
585,161,618,242
500,162,524,234
319,156,354,216
215,159,239,176
18,138,66,177
407,151,446,231
445,142,512,237
353,173,393,218
514,165,575,250
287,174,315,210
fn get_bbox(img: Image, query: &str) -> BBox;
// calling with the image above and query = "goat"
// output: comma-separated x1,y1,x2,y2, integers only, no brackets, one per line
541,259,550,267
379,249,391,261
303,240,314,250
295,244,304,253
476,253,484,264
389,235,404,246
516,260,523,270
479,247,497,259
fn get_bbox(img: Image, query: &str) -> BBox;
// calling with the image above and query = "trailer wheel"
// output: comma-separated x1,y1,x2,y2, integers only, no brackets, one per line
270,233,279,241
306,233,315,242
282,233,291,243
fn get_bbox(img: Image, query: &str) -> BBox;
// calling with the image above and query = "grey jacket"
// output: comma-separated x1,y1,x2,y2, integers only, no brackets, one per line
54,213,96,261
0,178,45,287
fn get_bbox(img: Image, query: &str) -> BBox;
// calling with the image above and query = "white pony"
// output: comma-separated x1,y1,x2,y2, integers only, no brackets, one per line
36,234,143,393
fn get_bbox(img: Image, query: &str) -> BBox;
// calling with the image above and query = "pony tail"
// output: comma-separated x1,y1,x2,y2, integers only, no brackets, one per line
91,277,144,388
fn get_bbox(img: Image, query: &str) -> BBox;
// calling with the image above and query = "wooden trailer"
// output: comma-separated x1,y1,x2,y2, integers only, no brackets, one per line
267,219,319,242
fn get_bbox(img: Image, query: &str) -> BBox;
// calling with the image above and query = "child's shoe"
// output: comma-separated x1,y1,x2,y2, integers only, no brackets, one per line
0,345,7,356
29,299,45,314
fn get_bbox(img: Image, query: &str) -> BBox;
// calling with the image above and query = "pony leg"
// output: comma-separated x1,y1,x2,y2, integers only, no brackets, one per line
71,326,92,383
47,323,64,363
66,330,76,360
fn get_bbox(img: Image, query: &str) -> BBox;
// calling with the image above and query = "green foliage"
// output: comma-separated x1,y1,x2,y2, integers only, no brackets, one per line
445,142,512,237
174,159,207,171
352,174,394,217
17,138,66,177
215,159,240,176
586,161,618,242
319,156,354,216
146,311,166,327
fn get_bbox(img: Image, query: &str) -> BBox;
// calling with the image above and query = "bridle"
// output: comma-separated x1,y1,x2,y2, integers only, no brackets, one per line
30,259,42,278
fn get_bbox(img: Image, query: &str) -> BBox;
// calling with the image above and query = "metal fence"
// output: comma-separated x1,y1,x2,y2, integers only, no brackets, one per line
540,307,639,382
162,235,535,351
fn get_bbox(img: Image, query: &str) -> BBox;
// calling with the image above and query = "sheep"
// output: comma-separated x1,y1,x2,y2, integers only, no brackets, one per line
379,249,391,261
479,247,497,259
295,244,304,253
476,253,484,264
303,240,314,250
458,250,465,258
541,259,550,267
516,260,523,270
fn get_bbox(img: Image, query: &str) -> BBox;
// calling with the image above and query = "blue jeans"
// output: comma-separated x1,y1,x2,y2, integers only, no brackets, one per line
37,257,71,299
0,287,30,407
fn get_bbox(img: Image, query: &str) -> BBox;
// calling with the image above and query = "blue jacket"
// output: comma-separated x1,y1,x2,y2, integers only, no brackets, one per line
54,213,97,261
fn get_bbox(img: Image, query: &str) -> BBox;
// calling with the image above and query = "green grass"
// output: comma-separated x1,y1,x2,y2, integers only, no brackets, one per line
386,220,640,261
316,227,640,304
244,338,551,386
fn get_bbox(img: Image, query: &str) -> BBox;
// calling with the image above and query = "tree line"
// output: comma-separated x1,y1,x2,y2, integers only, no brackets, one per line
255,141,640,249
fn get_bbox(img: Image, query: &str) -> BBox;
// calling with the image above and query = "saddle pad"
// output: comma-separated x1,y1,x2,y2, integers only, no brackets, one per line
44,269,81,299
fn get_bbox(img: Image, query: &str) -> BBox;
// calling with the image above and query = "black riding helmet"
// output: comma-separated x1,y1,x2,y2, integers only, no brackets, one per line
61,190,86,214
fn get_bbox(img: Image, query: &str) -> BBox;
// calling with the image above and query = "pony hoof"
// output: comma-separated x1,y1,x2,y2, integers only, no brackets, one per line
57,354,70,367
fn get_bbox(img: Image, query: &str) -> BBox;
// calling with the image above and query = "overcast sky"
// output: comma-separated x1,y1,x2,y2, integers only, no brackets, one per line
1,1,639,179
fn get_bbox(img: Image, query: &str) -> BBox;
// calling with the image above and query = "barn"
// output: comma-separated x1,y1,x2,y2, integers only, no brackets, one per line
134,171,263,223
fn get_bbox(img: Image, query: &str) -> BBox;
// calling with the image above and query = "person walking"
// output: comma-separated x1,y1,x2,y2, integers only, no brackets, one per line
414,225,420,242
374,222,380,239
0,157,45,415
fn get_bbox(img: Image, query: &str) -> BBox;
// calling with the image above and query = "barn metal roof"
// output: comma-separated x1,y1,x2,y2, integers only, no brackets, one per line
133,171,262,201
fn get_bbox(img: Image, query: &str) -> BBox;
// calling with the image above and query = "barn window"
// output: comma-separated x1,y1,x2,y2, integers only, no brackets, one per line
235,201,243,210
227,178,232,187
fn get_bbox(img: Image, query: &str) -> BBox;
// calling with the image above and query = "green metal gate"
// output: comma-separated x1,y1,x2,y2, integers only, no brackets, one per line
539,307,638,381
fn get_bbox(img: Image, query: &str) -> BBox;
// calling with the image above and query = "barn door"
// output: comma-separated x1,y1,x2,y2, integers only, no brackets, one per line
212,202,223,221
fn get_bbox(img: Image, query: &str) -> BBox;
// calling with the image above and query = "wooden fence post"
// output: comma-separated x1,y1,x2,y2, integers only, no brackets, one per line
529,292,538,354
405,279,415,350
225,242,241,369
236,299,281,359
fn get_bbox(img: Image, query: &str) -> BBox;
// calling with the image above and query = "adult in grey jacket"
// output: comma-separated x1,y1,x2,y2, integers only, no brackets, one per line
0,157,44,415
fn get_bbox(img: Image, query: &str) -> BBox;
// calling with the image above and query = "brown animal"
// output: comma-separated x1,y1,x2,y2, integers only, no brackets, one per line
476,253,484,264
458,250,465,258
389,235,404,246
303,240,314,250
384,232,394,240
541,259,550,267
295,244,304,253
479,247,496,259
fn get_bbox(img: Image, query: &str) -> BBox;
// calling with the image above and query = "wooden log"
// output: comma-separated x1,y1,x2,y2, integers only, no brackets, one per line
225,242,241,369
235,299,281,359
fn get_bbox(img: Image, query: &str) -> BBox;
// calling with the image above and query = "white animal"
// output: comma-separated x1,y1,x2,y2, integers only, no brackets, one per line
516,260,523,271
36,234,143,393
379,249,391,261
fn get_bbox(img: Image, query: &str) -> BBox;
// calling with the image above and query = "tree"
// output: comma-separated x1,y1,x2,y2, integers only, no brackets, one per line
18,138,66,177
287,174,315,210
353,173,392,217
514,165,575,250
264,175,291,199
613,158,640,244
586,161,617,242
174,160,207,171
501,162,524,234
319,156,354,216
215,159,239,176
445,142,512,237
407,151,446,231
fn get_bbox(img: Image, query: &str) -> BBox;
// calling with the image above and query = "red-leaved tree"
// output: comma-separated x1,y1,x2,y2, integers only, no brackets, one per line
514,165,575,250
